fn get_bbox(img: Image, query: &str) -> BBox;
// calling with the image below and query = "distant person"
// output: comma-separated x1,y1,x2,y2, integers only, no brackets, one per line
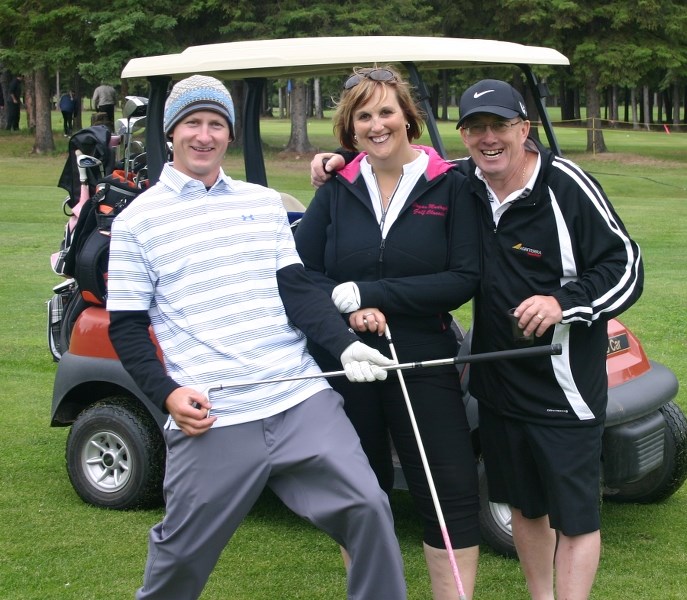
91,82,116,124
59,90,77,136
107,74,407,600
5,74,23,131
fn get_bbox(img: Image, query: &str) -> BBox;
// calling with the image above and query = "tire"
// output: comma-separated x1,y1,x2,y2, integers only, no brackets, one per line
66,397,165,509
604,401,687,504
477,460,517,558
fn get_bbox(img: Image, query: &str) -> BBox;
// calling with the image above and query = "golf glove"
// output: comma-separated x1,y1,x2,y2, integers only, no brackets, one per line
332,282,360,313
340,341,396,382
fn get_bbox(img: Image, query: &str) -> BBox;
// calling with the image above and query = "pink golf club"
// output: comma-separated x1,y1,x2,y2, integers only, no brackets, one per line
384,324,467,600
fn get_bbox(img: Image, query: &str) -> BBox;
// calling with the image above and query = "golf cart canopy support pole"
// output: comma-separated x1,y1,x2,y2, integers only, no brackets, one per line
145,75,172,186
244,78,268,186
519,64,563,155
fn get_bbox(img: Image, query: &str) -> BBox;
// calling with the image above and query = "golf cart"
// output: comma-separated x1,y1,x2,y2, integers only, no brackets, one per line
48,36,685,558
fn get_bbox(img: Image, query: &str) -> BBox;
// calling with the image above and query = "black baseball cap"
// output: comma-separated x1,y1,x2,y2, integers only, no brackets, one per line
457,79,528,128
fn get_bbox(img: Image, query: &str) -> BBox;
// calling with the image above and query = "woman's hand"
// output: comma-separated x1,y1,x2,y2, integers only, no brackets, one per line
349,308,386,336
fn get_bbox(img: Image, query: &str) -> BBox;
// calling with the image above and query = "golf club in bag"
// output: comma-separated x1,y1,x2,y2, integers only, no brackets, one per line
384,325,465,599
50,152,102,275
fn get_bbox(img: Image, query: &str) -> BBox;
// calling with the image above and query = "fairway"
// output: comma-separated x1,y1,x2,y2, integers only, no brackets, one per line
0,119,685,599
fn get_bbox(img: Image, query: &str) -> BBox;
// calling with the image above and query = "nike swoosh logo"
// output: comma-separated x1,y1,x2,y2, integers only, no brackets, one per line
474,90,494,98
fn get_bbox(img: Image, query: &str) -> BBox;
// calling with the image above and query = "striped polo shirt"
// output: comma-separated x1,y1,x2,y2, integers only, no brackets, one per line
107,165,329,428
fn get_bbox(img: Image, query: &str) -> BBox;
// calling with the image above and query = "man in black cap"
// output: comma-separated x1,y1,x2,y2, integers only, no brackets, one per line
310,78,643,600
455,78,642,600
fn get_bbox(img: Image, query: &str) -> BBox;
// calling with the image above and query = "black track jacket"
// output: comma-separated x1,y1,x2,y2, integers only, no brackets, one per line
461,141,644,426
294,146,481,364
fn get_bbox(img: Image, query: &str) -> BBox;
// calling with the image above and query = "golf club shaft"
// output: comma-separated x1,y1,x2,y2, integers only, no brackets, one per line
384,325,467,599
205,344,562,394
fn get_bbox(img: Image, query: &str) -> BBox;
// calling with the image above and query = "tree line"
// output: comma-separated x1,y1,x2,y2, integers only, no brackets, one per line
1,0,686,154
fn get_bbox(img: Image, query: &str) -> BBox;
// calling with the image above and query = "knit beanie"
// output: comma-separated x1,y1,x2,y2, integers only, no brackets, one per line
163,75,235,136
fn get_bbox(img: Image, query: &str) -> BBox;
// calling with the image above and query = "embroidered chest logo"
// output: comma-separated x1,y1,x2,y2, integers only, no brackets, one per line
241,214,255,221
512,243,542,258
411,202,448,217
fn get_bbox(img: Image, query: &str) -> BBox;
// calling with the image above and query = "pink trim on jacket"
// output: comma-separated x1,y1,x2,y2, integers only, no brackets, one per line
339,145,453,183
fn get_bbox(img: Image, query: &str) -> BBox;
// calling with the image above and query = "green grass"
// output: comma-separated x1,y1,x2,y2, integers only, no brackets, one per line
0,120,685,599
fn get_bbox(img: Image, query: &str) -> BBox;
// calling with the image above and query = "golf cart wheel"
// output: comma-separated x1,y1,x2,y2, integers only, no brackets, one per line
605,401,687,504
477,460,517,558
66,397,164,509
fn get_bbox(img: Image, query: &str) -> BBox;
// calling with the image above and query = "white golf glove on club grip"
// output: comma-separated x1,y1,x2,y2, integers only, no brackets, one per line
340,341,396,383
332,282,361,313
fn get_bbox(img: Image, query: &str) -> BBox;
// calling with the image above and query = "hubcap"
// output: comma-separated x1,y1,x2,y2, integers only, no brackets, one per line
81,431,131,492
489,501,513,535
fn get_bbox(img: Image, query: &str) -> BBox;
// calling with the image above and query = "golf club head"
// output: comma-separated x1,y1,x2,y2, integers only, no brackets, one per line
76,154,103,183
76,154,102,169
129,140,145,155
135,166,148,183
123,110,146,174
130,115,147,133
118,115,147,136
122,96,148,120
132,151,147,172
116,118,129,136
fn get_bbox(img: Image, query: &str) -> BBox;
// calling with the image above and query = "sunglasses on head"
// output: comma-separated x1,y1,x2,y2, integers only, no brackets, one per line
343,68,397,90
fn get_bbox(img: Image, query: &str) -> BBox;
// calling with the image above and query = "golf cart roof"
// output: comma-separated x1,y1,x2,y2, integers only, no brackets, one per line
121,35,569,187
122,35,569,80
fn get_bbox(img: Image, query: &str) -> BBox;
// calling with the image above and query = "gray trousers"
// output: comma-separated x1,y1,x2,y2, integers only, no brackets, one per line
136,389,406,599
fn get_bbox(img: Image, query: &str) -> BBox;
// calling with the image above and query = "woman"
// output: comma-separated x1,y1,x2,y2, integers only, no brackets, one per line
294,66,481,599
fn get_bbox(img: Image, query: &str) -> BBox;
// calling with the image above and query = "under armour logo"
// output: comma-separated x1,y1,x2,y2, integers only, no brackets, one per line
241,214,255,221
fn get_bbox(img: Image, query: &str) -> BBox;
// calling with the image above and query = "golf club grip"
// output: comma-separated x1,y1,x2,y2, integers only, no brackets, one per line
448,343,562,366
390,344,562,371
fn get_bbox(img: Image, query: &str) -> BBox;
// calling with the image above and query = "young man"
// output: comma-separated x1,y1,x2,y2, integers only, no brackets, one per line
107,75,407,600
310,79,643,600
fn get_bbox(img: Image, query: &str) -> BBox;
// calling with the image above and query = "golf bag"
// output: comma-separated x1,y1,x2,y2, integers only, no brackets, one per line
62,170,142,305
51,126,114,276
48,169,142,361
48,120,147,361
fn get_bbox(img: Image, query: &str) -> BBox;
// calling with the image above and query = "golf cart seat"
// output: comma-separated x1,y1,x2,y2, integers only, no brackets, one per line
279,192,305,227
279,191,306,212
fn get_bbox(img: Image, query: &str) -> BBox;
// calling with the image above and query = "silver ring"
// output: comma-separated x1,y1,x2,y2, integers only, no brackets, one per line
363,318,368,325
536,314,544,320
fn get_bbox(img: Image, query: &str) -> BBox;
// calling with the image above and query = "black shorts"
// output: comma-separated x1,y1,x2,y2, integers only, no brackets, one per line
479,405,602,536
